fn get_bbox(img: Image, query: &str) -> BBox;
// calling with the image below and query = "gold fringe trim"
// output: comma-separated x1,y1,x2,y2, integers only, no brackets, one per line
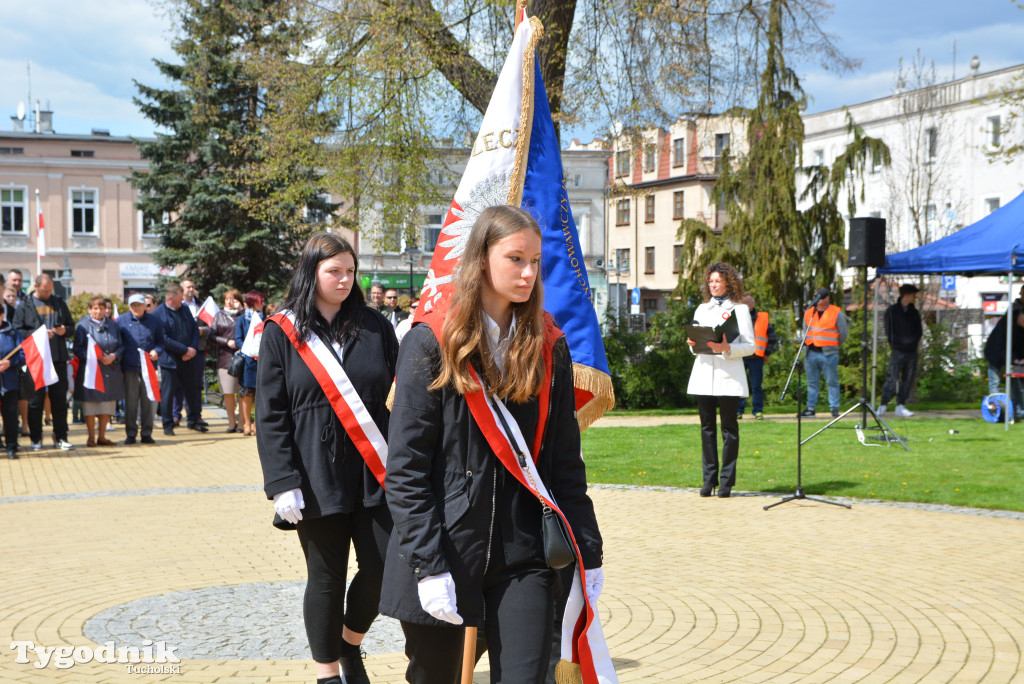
554,659,584,684
573,364,615,431
507,16,544,207
386,381,396,411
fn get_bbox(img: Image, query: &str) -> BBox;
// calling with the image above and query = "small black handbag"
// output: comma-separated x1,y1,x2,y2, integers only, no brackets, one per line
491,397,576,570
226,352,245,378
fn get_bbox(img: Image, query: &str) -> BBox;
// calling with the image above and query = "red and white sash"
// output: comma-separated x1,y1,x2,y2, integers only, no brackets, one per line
462,339,617,683
269,310,388,487
140,349,161,402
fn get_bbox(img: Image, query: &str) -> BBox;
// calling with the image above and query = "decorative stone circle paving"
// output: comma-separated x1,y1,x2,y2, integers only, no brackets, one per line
83,580,405,660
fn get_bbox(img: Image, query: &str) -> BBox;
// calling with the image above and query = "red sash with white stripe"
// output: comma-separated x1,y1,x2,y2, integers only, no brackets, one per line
140,349,161,402
269,310,388,487
457,317,615,683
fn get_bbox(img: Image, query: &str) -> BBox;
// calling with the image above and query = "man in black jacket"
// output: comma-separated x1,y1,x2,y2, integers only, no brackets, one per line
984,304,1024,419
12,274,75,451
878,283,923,418
152,283,206,435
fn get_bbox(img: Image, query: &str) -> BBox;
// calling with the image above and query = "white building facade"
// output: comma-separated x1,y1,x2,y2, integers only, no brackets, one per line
800,62,1024,320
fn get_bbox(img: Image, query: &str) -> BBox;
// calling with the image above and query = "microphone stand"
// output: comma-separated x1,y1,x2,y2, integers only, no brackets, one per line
766,297,851,511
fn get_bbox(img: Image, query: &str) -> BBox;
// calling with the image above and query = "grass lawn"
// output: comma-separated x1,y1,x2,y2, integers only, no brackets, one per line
581,417,1024,511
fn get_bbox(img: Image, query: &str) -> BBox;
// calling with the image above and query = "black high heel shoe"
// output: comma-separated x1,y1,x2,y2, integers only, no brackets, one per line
718,486,732,498
699,484,715,497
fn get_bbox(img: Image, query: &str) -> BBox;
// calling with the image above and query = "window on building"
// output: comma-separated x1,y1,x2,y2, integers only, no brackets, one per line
673,244,684,274
673,191,684,220
70,150,95,158
988,115,1001,147
615,248,630,273
424,213,444,251
813,149,824,166
140,209,170,238
672,138,686,167
305,194,333,225
1,187,27,233
986,197,1001,214
615,150,630,177
715,133,731,157
926,127,937,160
926,204,937,224
644,195,655,223
642,298,659,315
0,147,25,155
871,150,882,174
645,246,655,274
71,189,97,235
643,144,656,173
616,198,630,226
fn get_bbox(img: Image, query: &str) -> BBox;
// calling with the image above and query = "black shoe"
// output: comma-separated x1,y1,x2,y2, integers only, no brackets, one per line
699,485,714,497
339,641,369,684
124,436,137,445
141,436,156,444
799,408,816,417
7,449,17,460
831,408,840,418
187,424,209,433
163,428,176,436
718,486,732,498
196,419,209,428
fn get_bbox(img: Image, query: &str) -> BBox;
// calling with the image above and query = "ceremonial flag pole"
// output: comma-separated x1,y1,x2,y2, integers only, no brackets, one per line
35,188,45,278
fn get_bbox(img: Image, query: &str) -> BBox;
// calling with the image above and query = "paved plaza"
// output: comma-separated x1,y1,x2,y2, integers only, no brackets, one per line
1,413,1023,683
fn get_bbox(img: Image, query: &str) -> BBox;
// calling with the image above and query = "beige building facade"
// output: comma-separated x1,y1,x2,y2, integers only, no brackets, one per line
590,115,746,318
0,129,168,299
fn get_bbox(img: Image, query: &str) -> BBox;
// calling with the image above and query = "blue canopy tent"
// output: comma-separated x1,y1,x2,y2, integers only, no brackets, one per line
876,188,1024,428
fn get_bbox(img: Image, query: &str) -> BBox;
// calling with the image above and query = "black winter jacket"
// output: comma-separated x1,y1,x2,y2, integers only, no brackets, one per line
13,294,74,363
884,301,923,353
256,306,399,529
379,323,603,627
984,311,1024,369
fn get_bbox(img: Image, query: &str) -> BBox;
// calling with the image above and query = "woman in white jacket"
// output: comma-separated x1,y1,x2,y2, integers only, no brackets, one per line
686,263,756,498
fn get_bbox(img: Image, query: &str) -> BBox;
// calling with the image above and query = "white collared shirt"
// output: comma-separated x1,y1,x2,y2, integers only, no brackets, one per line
482,311,516,375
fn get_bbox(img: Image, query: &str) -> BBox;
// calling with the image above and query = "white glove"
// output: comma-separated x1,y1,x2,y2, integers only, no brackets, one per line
417,572,463,625
273,488,305,524
585,567,604,605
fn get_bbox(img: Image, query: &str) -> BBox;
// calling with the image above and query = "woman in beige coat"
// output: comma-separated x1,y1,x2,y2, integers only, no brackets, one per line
686,262,755,498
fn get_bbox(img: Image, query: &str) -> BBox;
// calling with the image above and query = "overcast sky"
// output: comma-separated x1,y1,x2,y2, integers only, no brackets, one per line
1,0,1022,143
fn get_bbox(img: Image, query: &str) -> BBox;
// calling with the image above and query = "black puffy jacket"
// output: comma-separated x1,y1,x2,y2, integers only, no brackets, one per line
256,307,399,528
379,323,603,627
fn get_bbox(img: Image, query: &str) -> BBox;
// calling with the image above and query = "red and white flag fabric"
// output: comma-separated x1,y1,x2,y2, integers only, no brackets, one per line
240,312,264,358
84,337,105,392
197,296,220,326
111,303,119,321
22,325,58,390
36,195,45,258
139,349,161,402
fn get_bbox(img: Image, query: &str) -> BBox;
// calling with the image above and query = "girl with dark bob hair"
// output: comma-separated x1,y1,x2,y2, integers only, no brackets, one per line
687,262,756,498
257,232,398,684
380,205,605,683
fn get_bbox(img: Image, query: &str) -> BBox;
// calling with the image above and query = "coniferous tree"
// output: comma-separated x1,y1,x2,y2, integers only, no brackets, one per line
682,0,887,309
131,0,334,296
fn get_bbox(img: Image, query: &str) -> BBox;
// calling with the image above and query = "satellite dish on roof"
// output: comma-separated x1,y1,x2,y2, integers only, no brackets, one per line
16,102,25,120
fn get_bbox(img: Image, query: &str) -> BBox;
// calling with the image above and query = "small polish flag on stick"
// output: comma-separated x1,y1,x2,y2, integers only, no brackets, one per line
240,312,264,359
140,349,161,402
22,325,58,390
36,191,46,258
111,303,119,321
84,337,105,392
197,296,220,326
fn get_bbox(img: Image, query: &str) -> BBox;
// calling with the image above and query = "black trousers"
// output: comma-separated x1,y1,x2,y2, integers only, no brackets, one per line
401,561,555,684
880,349,917,406
1,388,19,451
159,361,201,429
28,374,68,443
296,505,393,663
696,394,740,488
123,370,154,439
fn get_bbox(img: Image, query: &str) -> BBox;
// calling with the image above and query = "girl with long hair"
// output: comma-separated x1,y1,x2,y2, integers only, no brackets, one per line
686,262,756,498
380,205,605,683
257,233,398,684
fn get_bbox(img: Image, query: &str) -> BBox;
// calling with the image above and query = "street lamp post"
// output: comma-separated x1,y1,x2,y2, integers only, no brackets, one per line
403,246,422,298
58,255,74,298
